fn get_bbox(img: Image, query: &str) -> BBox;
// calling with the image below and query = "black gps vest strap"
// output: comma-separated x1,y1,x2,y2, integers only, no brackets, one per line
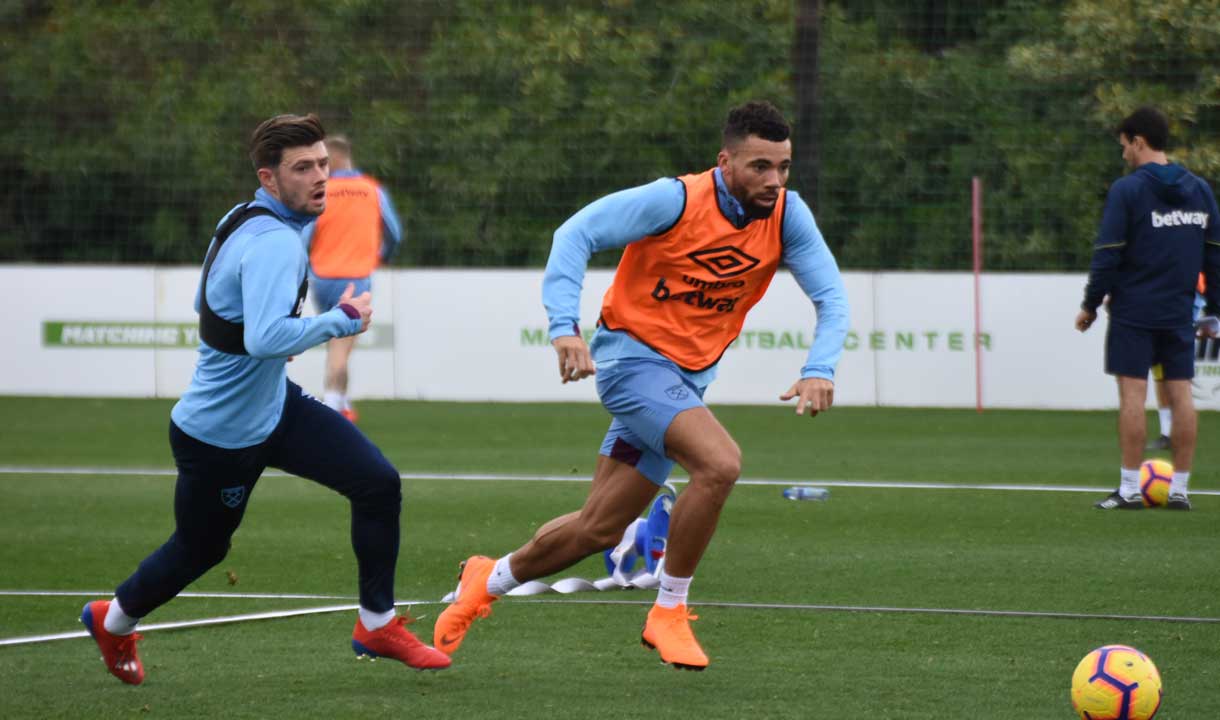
198,204,308,355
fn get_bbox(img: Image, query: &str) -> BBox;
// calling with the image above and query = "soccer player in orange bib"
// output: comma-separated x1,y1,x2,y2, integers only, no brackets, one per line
307,135,402,422
434,101,849,670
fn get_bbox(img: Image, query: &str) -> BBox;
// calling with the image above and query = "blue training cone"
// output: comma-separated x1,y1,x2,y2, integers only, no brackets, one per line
603,482,677,577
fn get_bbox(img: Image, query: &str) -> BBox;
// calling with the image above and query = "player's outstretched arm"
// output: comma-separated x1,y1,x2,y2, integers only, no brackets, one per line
552,335,595,384
780,377,834,417
542,179,685,344
241,233,363,358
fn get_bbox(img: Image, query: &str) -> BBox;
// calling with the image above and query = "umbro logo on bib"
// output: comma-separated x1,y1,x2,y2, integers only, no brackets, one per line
688,246,760,278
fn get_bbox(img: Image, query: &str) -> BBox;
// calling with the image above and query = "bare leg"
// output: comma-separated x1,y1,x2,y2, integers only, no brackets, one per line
1117,376,1148,469
1154,378,1169,413
660,408,741,578
324,335,358,394
507,455,658,581
1152,378,1172,442
1164,379,1196,471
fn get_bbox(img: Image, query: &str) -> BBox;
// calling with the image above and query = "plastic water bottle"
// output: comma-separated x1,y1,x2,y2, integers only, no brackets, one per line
782,486,830,501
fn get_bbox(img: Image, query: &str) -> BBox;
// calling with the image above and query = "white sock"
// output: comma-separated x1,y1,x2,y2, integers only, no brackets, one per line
1171,471,1190,497
323,391,343,411
359,607,396,631
1158,408,1172,437
1120,467,1141,499
485,554,520,596
656,571,692,609
341,394,352,411
103,597,139,635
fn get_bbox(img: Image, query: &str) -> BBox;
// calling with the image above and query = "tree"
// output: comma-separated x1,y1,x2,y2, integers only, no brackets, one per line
793,0,821,210
815,1,1092,270
1008,0,1220,179
3,1,1214,272
0,1,435,263
412,0,793,266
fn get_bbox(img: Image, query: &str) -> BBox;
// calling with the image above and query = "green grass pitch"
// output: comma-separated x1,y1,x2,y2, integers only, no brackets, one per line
1,397,1218,718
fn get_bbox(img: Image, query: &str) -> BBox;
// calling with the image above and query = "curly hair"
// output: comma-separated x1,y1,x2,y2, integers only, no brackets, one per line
722,101,790,147
248,113,327,170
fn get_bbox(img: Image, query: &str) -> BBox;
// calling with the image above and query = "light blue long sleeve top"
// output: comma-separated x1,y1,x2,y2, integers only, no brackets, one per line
377,182,404,262
542,169,850,388
171,188,362,448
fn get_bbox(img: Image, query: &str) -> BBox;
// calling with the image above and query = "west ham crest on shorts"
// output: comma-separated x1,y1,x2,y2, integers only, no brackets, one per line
221,486,246,509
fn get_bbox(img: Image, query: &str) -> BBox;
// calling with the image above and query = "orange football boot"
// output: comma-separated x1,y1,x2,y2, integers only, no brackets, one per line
80,600,145,685
432,555,499,655
352,614,451,670
340,407,359,423
641,603,709,670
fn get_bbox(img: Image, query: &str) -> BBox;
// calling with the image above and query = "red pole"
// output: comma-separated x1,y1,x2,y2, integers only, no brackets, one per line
972,177,984,414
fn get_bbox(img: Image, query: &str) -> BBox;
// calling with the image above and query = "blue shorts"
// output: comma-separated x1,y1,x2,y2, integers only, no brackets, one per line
596,358,707,485
309,274,371,314
1105,320,1195,380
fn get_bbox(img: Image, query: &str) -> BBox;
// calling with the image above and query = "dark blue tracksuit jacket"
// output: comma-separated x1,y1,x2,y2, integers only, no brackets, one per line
1083,162,1220,328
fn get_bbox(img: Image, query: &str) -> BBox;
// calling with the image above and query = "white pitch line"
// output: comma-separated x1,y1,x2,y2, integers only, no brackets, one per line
511,598,1220,624
0,599,440,647
0,590,354,600
1,465,1215,495
4,595,1217,648
7,589,1217,625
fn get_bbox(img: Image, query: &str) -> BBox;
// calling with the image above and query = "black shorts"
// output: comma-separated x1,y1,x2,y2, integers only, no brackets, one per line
1105,320,1195,380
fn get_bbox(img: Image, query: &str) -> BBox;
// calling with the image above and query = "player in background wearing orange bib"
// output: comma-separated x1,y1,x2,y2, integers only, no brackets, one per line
307,135,402,422
434,102,849,669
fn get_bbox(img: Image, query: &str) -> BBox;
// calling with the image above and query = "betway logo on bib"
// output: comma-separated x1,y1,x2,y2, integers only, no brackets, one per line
650,277,742,312
1151,210,1209,229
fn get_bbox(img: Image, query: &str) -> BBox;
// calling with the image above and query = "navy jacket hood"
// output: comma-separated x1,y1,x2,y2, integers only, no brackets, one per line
1136,162,1197,207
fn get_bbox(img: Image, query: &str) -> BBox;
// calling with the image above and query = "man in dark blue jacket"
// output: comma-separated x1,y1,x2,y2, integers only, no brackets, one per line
1076,106,1220,511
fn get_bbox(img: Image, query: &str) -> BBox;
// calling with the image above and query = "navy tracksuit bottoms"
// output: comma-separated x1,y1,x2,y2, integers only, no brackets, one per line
115,381,401,617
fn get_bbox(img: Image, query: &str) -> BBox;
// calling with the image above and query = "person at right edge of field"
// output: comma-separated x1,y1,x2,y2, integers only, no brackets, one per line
1076,106,1220,511
432,100,849,670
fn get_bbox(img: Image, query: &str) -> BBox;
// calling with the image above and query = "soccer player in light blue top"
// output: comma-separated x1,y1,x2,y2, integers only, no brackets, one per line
434,101,849,670
80,114,450,686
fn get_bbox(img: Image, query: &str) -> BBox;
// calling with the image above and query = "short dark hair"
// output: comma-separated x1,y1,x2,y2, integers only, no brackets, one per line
723,101,791,147
1116,106,1169,151
249,113,326,170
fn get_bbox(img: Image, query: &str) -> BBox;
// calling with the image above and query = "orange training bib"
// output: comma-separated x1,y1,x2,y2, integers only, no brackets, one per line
310,174,384,278
599,169,785,371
